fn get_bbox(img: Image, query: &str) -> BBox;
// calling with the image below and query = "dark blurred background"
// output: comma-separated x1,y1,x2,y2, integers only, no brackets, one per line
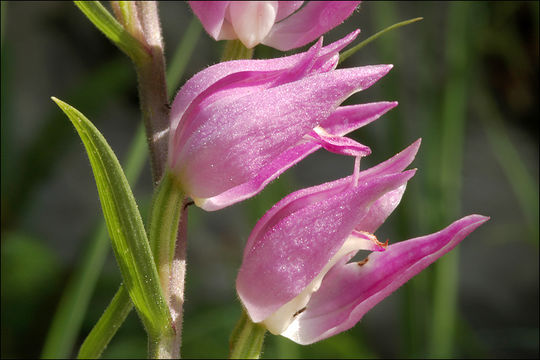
1,1,538,358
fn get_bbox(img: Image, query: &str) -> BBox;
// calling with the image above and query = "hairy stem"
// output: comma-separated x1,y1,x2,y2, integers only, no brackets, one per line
132,1,169,184
148,172,186,358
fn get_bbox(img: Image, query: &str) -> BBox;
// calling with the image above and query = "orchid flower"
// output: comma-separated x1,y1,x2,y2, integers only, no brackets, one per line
168,31,395,211
236,141,489,344
189,1,361,50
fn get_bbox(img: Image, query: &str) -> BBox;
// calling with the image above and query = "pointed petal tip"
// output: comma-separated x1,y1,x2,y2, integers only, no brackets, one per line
469,214,491,224
374,100,399,114
339,29,361,48
454,214,490,230
401,139,422,158
376,100,398,110
403,168,417,180
350,28,361,38
366,64,393,74
369,64,394,80
383,101,399,112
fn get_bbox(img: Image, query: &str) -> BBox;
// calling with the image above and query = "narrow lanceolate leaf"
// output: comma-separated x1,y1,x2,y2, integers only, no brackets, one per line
51,97,172,338
77,285,132,359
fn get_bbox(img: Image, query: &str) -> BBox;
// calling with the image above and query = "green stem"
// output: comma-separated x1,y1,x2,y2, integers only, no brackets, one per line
79,1,168,184
148,328,176,359
339,17,423,64
229,310,267,359
148,172,186,358
221,40,254,62
149,173,185,303
75,0,168,186
130,1,170,184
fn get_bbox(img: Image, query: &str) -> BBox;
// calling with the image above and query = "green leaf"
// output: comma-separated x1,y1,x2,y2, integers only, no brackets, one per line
74,19,204,356
78,285,133,359
41,123,147,359
339,17,423,64
51,97,171,339
74,1,149,64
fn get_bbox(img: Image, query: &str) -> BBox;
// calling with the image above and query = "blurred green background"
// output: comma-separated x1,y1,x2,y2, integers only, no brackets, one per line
1,1,538,358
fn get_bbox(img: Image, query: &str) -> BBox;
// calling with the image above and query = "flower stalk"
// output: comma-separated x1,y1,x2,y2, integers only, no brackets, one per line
229,310,267,359
221,40,254,62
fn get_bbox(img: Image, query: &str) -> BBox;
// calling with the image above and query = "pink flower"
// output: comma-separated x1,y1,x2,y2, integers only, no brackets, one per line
189,1,361,50
168,31,395,211
236,141,489,344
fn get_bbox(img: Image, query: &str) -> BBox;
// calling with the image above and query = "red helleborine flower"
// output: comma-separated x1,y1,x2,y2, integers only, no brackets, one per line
168,31,395,210
236,141,489,344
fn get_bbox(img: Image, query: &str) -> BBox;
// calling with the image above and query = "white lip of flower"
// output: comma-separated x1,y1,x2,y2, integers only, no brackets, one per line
228,1,278,49
262,234,371,335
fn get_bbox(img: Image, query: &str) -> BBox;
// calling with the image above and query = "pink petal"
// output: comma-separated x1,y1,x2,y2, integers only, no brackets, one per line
176,65,393,202
169,39,325,165
320,101,398,135
169,30,360,132
343,140,421,232
276,1,304,22
199,133,417,211
262,1,361,51
357,139,421,180
282,214,489,344
237,170,416,323
196,141,320,211
188,1,230,39
356,184,407,234
307,128,371,157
